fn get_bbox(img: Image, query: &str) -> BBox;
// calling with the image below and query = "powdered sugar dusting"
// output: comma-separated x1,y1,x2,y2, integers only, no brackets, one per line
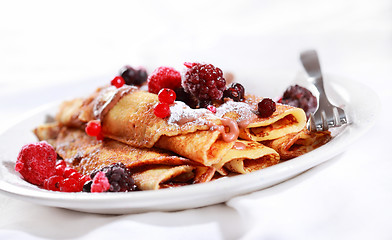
216,101,258,128
168,101,217,126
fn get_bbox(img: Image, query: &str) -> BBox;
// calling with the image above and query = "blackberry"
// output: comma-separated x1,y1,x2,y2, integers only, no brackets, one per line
279,85,317,117
90,163,138,192
258,98,276,118
174,87,199,109
120,65,148,86
183,63,226,102
223,83,245,101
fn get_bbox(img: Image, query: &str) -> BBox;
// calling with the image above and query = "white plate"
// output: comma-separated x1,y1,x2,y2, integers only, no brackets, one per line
0,75,379,214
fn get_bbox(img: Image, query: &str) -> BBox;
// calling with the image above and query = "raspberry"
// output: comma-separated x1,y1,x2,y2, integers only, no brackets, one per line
183,63,226,102
223,83,245,101
158,88,176,104
90,163,137,192
15,141,57,186
258,98,276,118
85,120,101,137
148,66,182,94
279,84,317,118
90,172,110,193
111,76,125,88
154,102,171,118
120,65,148,86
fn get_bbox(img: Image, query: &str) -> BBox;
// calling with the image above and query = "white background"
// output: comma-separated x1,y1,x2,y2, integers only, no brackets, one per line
1,0,391,239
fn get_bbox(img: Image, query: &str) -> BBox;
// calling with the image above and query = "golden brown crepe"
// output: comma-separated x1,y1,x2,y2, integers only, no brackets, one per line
35,124,215,190
213,140,280,175
55,86,239,166
263,128,332,160
216,97,307,142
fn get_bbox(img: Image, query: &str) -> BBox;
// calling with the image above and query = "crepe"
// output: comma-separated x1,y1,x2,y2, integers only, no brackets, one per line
216,97,307,142
263,128,332,160
213,140,280,174
56,85,239,166
35,124,215,190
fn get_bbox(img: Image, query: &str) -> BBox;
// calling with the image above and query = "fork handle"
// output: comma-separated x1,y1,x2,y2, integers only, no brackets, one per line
300,50,328,101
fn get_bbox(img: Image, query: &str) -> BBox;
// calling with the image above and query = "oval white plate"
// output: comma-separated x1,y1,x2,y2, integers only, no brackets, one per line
0,75,379,214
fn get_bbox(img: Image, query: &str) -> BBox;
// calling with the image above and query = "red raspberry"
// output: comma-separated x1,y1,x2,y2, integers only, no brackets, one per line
91,172,110,193
258,98,276,118
111,76,125,88
15,141,57,186
183,63,226,102
158,88,176,104
85,120,101,137
148,66,182,94
154,102,171,118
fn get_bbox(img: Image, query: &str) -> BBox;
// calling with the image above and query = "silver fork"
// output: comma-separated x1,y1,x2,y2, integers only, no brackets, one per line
300,50,348,132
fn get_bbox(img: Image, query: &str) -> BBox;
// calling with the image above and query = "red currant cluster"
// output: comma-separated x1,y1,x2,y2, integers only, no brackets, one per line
43,160,91,192
111,76,125,88
154,88,176,118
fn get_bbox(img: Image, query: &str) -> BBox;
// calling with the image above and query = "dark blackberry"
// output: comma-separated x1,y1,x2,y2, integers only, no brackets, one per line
279,85,317,117
90,163,138,192
258,98,276,118
183,63,226,102
223,83,245,101
82,180,92,192
174,87,199,109
120,65,148,86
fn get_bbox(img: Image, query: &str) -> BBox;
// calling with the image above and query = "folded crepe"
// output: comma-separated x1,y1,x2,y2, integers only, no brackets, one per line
212,140,280,175
55,85,240,166
263,128,332,160
34,124,215,190
216,97,307,142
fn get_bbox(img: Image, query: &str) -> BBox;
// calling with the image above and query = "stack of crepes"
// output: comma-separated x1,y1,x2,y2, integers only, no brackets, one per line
34,85,331,191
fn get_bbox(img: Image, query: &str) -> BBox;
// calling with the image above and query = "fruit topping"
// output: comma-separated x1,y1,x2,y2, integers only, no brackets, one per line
85,120,102,140
279,84,317,118
110,76,125,88
174,87,198,109
154,102,171,118
120,65,148,86
223,83,245,101
43,175,64,191
148,66,182,94
60,177,80,192
90,172,110,193
183,63,226,102
15,141,57,186
158,88,176,104
258,98,276,118
207,105,217,113
90,163,137,192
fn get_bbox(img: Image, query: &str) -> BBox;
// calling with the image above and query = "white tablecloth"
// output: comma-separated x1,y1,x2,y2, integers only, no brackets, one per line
1,0,391,239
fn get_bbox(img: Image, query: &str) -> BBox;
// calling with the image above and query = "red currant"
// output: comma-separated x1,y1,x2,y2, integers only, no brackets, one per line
111,76,125,88
78,175,91,190
56,160,66,167
63,167,77,178
68,171,82,180
207,105,216,113
158,88,176,104
44,175,64,191
85,120,101,137
154,102,170,118
60,178,79,192
55,164,66,176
